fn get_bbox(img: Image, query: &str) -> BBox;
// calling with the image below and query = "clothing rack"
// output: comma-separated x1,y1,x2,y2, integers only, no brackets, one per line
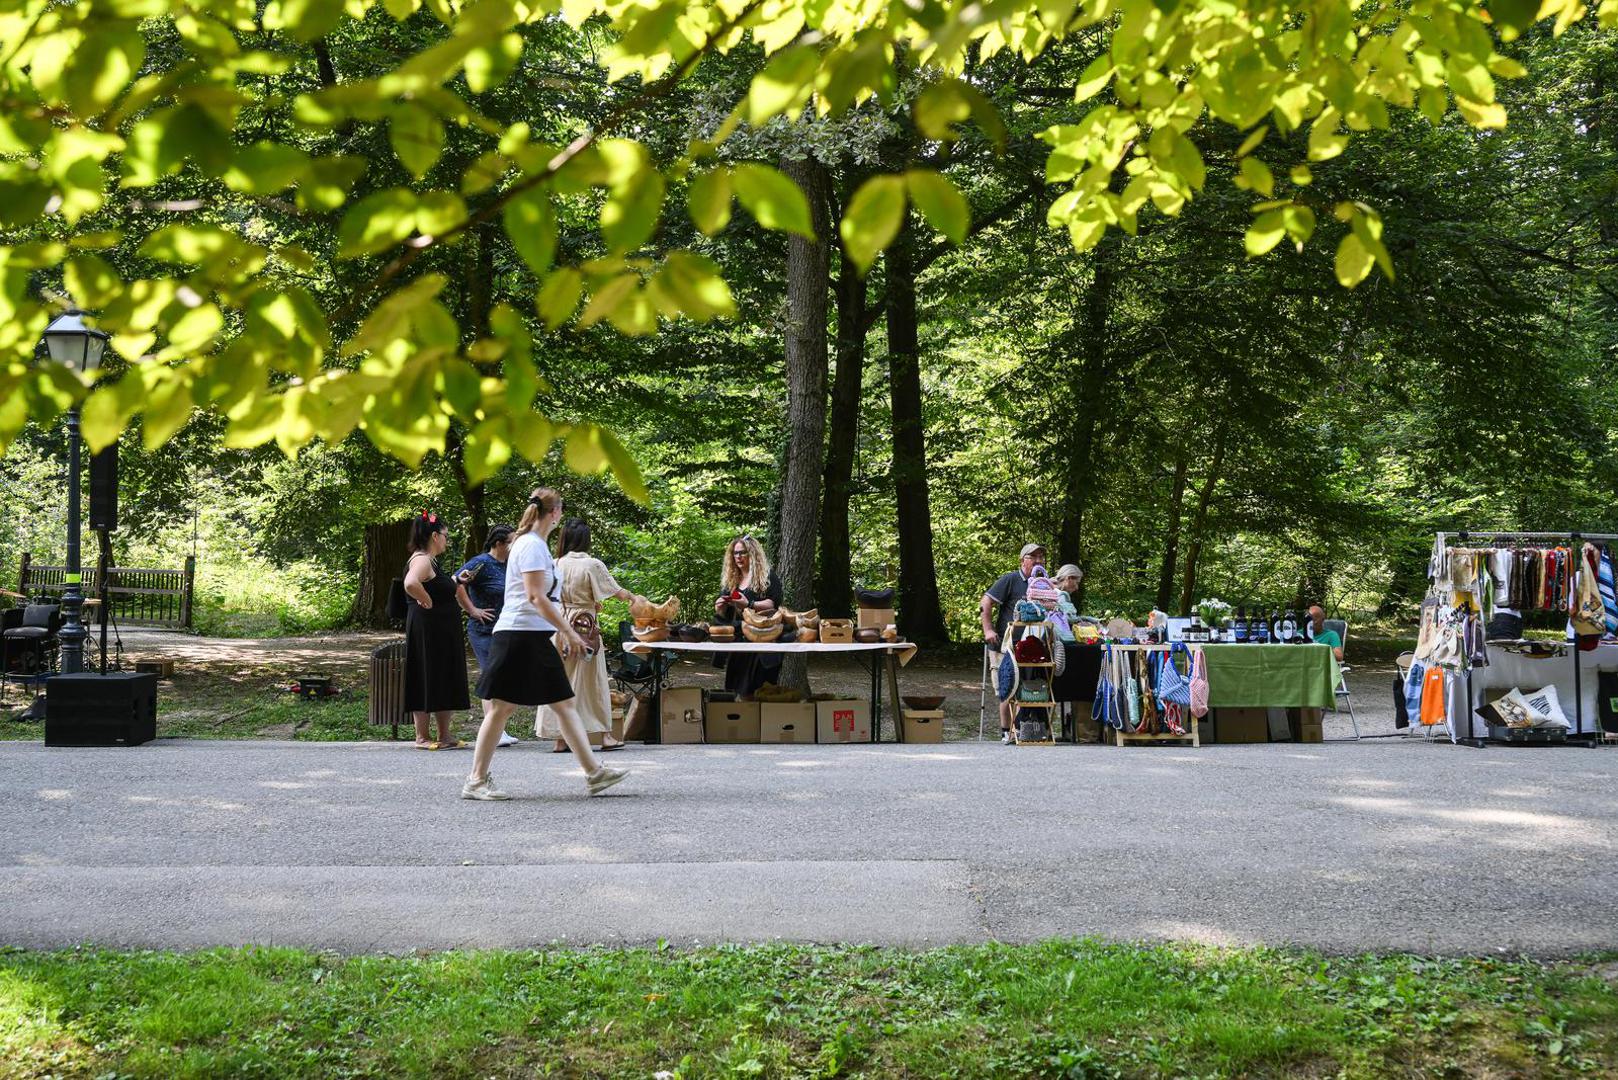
1432,530,1618,745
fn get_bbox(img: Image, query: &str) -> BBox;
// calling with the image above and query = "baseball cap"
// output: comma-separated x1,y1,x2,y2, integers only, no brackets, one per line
1020,542,1045,558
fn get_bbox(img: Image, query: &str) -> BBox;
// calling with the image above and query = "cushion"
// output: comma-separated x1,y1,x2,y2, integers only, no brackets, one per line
3,627,50,640
1519,685,1572,729
857,588,894,608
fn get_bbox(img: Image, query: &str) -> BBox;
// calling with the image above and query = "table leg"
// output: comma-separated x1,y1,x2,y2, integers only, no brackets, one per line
648,652,665,745
885,651,904,744
870,654,881,743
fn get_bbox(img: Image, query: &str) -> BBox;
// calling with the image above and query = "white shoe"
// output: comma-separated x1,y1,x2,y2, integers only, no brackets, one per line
1001,729,1013,745
461,775,510,800
497,730,518,747
586,766,629,796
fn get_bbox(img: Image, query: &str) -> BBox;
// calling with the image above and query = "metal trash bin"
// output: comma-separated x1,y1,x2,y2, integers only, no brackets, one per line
368,639,407,738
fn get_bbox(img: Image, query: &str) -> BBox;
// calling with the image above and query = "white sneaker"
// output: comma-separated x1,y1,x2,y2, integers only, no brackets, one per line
1001,729,1013,745
461,775,510,800
497,730,518,747
586,766,629,796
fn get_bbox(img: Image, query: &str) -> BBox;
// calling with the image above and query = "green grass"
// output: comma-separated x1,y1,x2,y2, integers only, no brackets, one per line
1,943,1615,1078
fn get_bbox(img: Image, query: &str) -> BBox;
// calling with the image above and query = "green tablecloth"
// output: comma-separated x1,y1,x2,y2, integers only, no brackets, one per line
1201,644,1340,709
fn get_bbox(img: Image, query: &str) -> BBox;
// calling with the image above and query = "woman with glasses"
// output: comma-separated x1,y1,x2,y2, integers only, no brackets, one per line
402,512,471,750
713,534,783,699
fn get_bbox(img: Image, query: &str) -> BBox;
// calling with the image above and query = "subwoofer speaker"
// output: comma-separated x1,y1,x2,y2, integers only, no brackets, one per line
45,672,157,746
89,442,117,532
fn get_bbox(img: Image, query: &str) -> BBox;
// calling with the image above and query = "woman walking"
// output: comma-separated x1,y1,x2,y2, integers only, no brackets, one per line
538,517,647,751
463,488,629,800
403,512,471,749
712,534,783,699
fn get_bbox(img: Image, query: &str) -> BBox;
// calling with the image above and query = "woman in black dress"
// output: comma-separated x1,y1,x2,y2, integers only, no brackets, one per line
713,534,784,698
403,512,471,749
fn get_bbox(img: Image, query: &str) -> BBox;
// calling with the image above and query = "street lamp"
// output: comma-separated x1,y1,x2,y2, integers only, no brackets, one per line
42,309,109,675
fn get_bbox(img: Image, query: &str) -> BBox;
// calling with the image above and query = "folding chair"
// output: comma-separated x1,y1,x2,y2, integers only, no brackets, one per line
1324,617,1359,740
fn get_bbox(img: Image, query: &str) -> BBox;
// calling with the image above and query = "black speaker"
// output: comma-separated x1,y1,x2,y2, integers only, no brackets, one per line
45,672,157,746
89,442,117,532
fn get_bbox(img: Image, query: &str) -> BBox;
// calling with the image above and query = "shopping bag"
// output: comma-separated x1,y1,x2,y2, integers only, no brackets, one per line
1156,643,1193,707
1188,647,1209,718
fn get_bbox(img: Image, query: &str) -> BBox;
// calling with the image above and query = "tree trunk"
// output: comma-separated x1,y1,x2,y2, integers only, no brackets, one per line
1178,425,1229,616
817,247,867,619
1155,453,1190,611
886,215,949,645
1056,232,1118,575
776,154,832,691
351,519,414,628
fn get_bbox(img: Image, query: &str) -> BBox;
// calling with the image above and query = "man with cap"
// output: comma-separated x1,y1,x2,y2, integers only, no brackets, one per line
981,542,1045,744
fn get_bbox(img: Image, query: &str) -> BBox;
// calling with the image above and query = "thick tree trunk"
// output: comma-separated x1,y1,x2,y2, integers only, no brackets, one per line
817,248,866,619
886,216,949,645
777,154,832,691
1178,425,1229,616
351,519,413,628
1155,453,1190,611
1056,232,1118,584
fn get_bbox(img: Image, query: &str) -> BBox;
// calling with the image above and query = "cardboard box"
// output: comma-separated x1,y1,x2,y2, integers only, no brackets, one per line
1211,707,1269,744
761,702,815,743
1288,707,1325,743
901,709,945,743
659,687,705,744
816,699,872,743
706,700,761,743
1070,700,1101,743
857,607,896,629
821,620,854,644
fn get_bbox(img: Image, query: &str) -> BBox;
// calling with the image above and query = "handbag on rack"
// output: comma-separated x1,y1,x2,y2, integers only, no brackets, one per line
1156,643,1193,707
1123,653,1141,731
1094,644,1121,729
1189,647,1209,718
1572,544,1606,635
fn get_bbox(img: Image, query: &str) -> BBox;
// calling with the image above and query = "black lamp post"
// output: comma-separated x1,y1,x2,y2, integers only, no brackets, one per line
42,310,109,676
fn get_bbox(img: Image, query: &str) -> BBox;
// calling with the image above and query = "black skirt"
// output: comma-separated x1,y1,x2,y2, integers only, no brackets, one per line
476,630,576,707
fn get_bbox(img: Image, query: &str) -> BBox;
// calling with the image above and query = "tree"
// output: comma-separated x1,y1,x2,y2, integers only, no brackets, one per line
0,0,1608,483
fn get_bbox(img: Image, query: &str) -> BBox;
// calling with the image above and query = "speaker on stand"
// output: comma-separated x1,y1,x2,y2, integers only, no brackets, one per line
88,443,123,673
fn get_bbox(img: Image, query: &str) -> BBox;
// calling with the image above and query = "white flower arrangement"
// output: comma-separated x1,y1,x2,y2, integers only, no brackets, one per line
1195,598,1233,626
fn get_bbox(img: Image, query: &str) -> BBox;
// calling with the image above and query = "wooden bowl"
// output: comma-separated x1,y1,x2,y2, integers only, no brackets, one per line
902,694,946,710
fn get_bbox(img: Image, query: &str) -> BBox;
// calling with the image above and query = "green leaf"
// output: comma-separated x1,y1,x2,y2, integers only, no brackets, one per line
463,418,513,486
65,28,145,115
223,142,312,195
465,34,523,94
1334,232,1375,286
415,191,467,238
748,45,818,125
1455,96,1508,129
167,303,224,353
1237,156,1274,197
688,168,732,236
1235,125,1269,158
905,171,969,245
564,424,610,475
504,188,557,275
1488,0,1540,39
733,163,814,238
601,170,665,253
913,78,1007,151
265,0,345,42
63,254,120,309
1245,210,1286,257
537,268,583,329
598,426,648,504
839,175,907,274
1308,113,1349,162
338,188,419,258
141,369,195,450
1073,54,1114,104
391,103,445,180
650,252,735,321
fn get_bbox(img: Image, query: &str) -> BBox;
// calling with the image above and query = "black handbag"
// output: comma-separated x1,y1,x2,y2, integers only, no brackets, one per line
857,587,894,608
386,578,408,621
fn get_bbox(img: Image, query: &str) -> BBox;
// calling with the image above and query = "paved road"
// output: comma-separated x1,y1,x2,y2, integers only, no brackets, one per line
3,738,1615,955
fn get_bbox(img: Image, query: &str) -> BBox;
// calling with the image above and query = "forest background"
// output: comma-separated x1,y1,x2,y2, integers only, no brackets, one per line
1,5,1614,643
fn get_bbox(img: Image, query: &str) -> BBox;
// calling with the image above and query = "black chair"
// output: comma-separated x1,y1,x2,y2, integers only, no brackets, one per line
608,619,662,695
2,604,61,701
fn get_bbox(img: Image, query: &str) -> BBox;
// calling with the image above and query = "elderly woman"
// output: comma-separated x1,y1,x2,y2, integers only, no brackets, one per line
538,518,646,752
713,533,783,699
1050,563,1101,725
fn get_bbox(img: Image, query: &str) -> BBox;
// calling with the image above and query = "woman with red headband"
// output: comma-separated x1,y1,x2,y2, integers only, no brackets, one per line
402,511,471,749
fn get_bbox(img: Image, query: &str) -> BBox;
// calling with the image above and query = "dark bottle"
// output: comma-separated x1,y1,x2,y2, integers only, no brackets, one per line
1234,607,1249,643
1280,608,1298,643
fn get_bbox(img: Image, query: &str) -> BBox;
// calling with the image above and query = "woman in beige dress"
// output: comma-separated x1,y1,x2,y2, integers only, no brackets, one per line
537,517,646,751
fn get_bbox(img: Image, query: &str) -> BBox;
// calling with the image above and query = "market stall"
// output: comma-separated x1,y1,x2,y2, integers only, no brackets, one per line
624,639,918,743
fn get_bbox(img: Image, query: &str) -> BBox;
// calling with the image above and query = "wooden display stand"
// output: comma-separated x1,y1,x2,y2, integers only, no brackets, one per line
1106,642,1200,748
1007,621,1059,746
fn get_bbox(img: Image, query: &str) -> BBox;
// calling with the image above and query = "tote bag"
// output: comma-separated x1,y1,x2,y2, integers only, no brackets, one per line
1094,644,1122,729
1156,644,1193,707
1189,647,1210,718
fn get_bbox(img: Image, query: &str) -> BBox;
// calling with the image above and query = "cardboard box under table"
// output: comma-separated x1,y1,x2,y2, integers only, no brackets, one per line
816,699,872,743
900,709,945,743
626,639,918,743
705,700,761,743
1200,644,1339,744
760,702,815,743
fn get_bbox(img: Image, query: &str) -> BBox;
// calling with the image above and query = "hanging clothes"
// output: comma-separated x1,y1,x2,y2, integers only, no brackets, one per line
1598,544,1618,638
1419,666,1448,726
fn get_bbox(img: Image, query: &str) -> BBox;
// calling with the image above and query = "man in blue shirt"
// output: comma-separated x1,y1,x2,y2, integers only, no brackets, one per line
456,524,516,745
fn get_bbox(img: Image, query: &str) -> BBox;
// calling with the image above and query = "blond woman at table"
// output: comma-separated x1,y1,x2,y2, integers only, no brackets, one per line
713,533,783,698
537,517,646,752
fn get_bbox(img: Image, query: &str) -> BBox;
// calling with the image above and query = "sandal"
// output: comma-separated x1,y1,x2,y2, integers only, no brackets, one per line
436,739,466,750
552,740,569,754
600,738,625,751
414,740,437,750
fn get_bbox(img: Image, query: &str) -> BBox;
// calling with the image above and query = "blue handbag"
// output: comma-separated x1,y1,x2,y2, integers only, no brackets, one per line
1094,644,1122,729
1155,644,1193,707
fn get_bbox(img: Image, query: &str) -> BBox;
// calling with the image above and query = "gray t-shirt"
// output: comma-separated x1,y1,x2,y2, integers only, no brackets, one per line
985,570,1030,641
494,532,559,632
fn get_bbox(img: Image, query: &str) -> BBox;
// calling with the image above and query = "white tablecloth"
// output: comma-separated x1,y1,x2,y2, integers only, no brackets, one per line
1466,642,1618,736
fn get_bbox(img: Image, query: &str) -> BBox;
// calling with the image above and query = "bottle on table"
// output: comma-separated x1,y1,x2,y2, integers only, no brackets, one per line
1234,607,1249,643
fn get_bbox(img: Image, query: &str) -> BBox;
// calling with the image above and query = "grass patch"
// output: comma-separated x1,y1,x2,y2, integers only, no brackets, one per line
0,943,1614,1078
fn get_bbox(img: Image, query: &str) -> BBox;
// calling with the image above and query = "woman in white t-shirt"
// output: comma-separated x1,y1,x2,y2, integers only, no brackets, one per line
463,487,630,801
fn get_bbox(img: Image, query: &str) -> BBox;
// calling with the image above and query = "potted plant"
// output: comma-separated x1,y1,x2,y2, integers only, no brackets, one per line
1195,598,1233,642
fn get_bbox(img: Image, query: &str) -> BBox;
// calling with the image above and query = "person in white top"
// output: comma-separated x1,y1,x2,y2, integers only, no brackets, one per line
463,487,629,800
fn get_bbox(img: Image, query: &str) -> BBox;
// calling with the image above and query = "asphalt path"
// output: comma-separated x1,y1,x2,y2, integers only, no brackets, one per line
3,738,1616,955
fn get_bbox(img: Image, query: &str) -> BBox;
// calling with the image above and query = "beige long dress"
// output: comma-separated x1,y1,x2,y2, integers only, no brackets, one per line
536,552,622,739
